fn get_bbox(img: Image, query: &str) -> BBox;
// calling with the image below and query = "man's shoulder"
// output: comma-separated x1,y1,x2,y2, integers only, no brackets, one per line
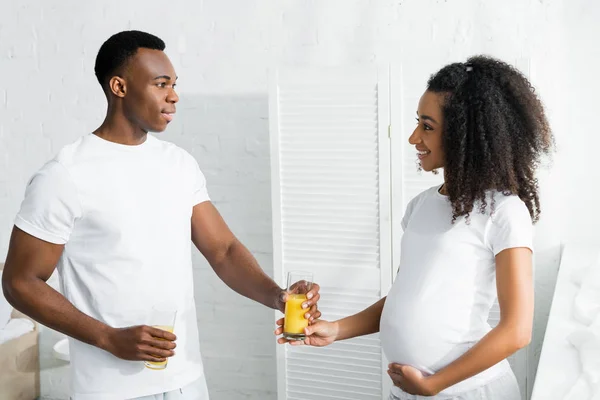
150,135,196,163
50,134,91,168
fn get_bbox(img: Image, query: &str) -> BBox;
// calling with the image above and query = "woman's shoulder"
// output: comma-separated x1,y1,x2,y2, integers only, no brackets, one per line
415,184,442,200
486,191,527,210
406,185,441,208
483,191,531,222
401,185,441,228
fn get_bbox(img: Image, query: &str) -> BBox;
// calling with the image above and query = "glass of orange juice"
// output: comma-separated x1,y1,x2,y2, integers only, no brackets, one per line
283,271,313,341
144,304,177,370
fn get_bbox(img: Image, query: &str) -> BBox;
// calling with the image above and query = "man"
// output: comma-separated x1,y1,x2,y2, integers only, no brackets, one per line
1,30,320,400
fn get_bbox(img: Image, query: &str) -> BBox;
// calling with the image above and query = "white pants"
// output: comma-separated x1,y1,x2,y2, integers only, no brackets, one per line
389,371,521,400
128,376,209,400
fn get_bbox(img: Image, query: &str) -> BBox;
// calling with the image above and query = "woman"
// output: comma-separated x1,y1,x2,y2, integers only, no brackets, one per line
275,55,553,399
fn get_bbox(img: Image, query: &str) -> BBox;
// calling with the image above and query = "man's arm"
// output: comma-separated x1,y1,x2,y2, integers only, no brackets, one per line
2,226,177,363
191,201,321,319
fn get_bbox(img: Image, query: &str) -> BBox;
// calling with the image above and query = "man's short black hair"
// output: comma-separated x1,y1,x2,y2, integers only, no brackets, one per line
94,30,165,88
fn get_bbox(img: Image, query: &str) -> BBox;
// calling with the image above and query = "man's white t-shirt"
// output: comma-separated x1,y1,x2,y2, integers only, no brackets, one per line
380,185,533,397
15,133,210,400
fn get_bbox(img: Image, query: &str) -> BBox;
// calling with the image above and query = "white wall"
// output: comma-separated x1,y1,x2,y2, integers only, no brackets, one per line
562,0,600,245
0,0,595,399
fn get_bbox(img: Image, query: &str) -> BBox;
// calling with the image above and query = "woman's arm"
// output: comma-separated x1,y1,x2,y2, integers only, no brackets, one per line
276,297,387,346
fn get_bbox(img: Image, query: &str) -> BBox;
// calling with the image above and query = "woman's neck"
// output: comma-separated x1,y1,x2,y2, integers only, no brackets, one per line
439,182,448,195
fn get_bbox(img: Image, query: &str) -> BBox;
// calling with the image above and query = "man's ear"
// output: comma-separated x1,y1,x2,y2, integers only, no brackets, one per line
108,76,127,98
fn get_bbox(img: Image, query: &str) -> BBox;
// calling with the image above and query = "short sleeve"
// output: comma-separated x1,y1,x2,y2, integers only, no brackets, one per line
486,197,533,256
14,161,82,244
190,157,210,206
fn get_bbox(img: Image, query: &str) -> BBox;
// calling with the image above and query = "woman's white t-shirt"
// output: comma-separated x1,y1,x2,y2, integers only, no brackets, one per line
380,185,533,396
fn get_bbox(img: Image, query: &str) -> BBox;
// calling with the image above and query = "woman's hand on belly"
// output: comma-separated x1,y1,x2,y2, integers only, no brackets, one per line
387,363,439,396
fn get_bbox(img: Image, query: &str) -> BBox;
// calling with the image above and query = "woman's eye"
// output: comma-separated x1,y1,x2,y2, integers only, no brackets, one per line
157,82,167,88
416,118,433,131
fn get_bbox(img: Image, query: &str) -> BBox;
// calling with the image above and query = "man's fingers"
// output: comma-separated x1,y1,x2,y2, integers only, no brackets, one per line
148,338,177,350
147,326,177,341
302,293,320,309
304,304,322,322
306,304,320,319
310,310,322,321
138,344,174,359
306,283,320,300
140,353,167,363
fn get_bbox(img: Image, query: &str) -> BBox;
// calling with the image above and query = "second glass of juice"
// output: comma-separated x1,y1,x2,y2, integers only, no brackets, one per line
144,304,177,370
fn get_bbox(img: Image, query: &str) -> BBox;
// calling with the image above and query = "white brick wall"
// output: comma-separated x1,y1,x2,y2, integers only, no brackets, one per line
1,0,596,399
561,0,600,246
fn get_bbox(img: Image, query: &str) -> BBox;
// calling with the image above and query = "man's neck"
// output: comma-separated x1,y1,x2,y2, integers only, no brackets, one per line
93,113,147,146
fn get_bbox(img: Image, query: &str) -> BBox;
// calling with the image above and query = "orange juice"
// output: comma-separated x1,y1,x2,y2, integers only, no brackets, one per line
145,325,174,370
284,294,308,340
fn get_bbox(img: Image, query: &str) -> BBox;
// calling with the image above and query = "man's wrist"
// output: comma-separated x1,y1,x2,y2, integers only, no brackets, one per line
272,284,285,312
94,324,114,352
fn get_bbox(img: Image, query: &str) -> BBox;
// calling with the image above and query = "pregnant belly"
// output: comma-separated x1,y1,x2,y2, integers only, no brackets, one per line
380,304,477,374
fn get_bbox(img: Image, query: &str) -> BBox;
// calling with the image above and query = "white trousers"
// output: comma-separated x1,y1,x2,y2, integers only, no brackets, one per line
389,371,521,400
128,376,209,400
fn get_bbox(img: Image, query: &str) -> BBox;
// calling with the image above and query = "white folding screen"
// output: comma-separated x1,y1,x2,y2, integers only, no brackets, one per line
270,66,393,400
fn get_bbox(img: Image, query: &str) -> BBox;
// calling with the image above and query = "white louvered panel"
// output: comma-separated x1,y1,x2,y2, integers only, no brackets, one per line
270,67,392,400
315,285,381,321
287,342,382,400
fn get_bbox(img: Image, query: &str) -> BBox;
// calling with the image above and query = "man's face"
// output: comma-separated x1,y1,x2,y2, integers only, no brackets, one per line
120,48,179,133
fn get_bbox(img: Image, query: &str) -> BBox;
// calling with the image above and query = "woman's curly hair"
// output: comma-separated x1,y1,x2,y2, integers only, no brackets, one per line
427,55,553,223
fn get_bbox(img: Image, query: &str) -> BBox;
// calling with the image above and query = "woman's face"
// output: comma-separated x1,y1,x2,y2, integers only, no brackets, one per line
408,90,445,172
